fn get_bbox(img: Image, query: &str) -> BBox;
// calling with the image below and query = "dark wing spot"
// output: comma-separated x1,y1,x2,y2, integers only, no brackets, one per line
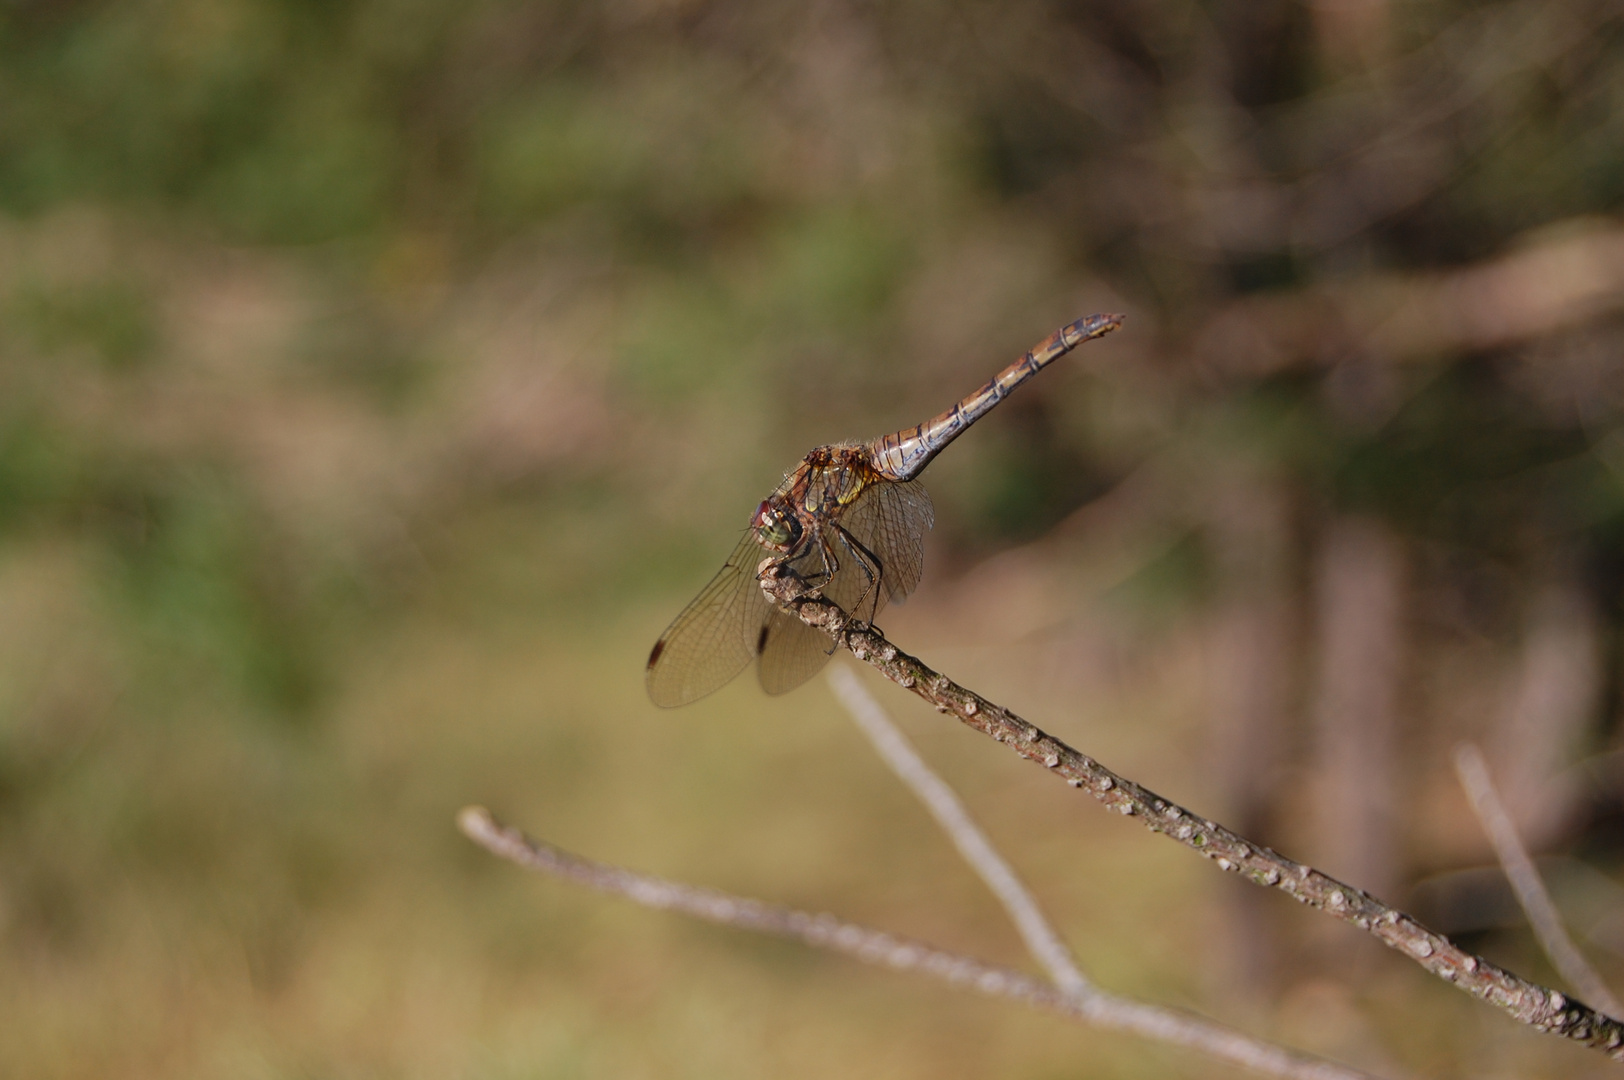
646,638,666,670
756,624,771,656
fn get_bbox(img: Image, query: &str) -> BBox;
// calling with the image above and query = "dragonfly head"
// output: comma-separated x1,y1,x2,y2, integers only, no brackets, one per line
752,499,803,553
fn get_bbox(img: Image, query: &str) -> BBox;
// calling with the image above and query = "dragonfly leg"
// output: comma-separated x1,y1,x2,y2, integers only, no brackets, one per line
758,533,832,599
760,531,835,593
788,531,849,657
831,523,885,628
803,531,838,591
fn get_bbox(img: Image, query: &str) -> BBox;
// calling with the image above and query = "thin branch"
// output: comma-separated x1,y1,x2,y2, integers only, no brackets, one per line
1453,742,1624,1018
458,806,1385,1080
828,664,1381,1075
757,562,1624,1059
1196,221,1624,376
827,663,1091,998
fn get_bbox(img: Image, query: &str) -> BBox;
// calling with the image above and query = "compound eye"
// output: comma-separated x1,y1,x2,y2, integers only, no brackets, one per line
756,507,801,550
777,514,803,547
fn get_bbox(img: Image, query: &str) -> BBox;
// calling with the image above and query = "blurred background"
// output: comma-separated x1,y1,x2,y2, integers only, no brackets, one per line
6,0,1624,1076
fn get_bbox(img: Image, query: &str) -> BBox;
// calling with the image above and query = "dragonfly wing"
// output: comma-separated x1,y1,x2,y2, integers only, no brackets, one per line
842,479,933,604
757,605,835,696
646,533,771,708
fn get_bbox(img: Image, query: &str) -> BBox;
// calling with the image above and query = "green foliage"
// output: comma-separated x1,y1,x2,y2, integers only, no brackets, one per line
476,70,769,246
0,411,93,527
0,0,455,241
1329,365,1595,548
10,276,156,370
106,470,329,715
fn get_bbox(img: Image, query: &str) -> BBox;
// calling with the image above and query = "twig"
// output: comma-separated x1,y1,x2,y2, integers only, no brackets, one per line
757,562,1624,1059
1197,222,1624,376
458,806,1384,1080
1453,742,1624,1018
827,663,1092,998
827,664,1390,1077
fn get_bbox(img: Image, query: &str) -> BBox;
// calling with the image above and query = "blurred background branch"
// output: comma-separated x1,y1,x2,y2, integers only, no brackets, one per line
458,794,1381,1080
1454,742,1624,1018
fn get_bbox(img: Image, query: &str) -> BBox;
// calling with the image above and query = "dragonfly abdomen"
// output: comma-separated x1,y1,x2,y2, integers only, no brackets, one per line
865,312,1123,482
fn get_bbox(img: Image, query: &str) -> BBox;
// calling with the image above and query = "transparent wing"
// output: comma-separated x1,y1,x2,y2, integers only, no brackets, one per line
757,606,836,695
646,533,772,708
841,479,933,605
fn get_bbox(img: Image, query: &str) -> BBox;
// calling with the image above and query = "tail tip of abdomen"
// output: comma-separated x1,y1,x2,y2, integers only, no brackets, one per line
1070,312,1126,339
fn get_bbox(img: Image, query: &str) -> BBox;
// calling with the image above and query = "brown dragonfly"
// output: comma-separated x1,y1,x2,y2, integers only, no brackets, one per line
646,312,1124,707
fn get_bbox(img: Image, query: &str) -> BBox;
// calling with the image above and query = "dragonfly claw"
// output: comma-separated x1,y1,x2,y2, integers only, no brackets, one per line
757,558,821,601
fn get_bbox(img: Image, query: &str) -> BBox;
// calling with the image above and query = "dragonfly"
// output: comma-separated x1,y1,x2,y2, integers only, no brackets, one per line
646,311,1124,707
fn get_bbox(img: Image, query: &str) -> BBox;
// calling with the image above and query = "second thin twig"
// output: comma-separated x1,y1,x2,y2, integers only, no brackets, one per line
826,663,1380,1078
828,663,1092,998
1453,742,1623,1018
457,806,1380,1080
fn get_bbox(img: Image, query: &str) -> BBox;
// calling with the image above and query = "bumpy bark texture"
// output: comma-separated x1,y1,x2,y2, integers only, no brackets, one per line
758,562,1624,1059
